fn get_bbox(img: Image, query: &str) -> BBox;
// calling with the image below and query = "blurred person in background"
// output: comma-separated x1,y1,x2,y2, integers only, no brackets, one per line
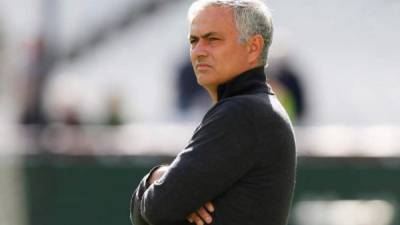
131,1,296,225
105,91,124,126
19,38,51,127
176,58,211,120
268,55,307,124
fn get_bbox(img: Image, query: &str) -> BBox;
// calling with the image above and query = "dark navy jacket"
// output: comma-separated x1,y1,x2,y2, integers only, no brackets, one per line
131,66,296,225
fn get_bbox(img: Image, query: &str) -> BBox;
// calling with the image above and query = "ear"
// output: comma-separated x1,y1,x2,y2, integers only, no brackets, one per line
246,34,264,65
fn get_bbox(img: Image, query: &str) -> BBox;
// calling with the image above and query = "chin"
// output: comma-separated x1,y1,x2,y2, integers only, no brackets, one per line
196,70,220,86
196,78,209,87
196,77,217,88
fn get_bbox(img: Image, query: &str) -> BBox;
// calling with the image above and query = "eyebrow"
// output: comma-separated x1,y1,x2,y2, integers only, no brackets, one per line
190,32,220,40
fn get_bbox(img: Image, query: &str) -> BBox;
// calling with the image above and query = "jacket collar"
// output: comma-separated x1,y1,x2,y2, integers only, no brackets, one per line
217,66,272,101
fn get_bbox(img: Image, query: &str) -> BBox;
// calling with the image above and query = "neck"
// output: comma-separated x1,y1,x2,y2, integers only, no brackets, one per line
203,65,264,103
203,85,218,104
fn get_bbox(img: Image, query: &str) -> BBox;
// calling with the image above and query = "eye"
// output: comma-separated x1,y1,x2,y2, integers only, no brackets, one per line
189,38,198,44
209,37,219,41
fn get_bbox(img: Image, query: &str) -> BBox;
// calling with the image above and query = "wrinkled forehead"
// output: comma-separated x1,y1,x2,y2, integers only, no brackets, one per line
189,5,236,34
188,4,234,24
189,6,235,28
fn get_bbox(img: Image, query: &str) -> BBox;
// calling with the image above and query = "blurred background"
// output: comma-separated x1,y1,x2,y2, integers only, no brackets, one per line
0,0,399,225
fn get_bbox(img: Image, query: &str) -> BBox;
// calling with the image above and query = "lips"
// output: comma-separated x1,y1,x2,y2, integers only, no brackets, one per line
196,63,212,70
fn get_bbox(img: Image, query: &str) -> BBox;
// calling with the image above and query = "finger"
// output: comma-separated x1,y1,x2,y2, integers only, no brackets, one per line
186,214,194,223
187,213,203,225
205,202,215,212
197,207,213,224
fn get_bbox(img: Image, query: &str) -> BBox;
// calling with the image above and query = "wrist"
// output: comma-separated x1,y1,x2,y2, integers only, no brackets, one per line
146,165,169,187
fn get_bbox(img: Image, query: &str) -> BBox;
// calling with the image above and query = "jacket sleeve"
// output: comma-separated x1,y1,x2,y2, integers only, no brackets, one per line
140,100,258,225
130,166,163,225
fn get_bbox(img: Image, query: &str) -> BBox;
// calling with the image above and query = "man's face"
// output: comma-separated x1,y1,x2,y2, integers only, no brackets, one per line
189,6,250,89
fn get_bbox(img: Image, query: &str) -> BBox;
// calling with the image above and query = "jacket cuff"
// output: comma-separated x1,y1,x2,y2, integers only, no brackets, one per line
145,164,168,189
130,164,168,225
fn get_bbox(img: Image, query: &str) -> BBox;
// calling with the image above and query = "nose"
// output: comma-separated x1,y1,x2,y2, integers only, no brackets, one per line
191,39,209,59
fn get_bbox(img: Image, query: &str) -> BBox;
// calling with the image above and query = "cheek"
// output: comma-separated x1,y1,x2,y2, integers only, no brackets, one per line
219,48,243,67
190,51,195,63
190,55,195,67
231,47,249,65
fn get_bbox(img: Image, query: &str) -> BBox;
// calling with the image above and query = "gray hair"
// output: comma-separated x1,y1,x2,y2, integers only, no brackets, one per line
188,0,273,65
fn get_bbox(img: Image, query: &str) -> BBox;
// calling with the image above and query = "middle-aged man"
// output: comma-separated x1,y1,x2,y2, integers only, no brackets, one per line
130,0,296,225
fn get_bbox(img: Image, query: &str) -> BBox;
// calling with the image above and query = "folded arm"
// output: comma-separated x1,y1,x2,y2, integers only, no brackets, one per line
131,101,257,225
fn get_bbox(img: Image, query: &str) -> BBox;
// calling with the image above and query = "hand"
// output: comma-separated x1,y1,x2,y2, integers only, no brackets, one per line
186,202,215,225
148,166,169,185
148,167,215,224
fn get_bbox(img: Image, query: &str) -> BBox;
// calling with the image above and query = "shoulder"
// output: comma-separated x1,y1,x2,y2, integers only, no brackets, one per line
215,94,293,129
205,96,255,122
198,97,255,135
199,96,266,135
216,94,274,121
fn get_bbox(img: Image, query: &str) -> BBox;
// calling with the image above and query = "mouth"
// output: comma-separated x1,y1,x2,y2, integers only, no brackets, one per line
196,63,212,70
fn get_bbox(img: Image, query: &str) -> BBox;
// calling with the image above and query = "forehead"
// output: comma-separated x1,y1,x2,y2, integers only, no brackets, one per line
189,6,238,36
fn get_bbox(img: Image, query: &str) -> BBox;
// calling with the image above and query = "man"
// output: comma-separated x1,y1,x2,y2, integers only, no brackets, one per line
130,1,296,225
